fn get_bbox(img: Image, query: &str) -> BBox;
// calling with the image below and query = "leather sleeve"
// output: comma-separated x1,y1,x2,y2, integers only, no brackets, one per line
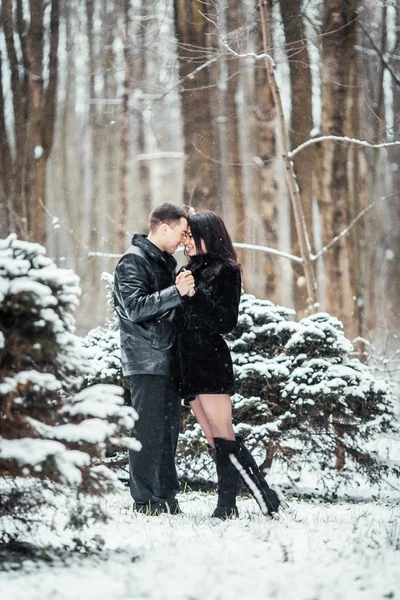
187,266,241,334
115,253,182,323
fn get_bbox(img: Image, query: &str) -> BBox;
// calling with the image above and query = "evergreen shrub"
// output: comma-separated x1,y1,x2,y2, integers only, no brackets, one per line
0,236,139,546
177,294,400,495
83,275,400,498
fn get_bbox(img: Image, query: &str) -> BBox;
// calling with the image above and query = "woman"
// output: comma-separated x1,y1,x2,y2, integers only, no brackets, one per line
177,211,282,520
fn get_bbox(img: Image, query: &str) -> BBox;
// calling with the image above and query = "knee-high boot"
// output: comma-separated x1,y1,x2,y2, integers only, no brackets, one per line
211,437,239,520
233,436,281,516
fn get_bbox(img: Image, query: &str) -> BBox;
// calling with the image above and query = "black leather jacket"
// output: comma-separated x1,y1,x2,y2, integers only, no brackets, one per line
114,234,182,376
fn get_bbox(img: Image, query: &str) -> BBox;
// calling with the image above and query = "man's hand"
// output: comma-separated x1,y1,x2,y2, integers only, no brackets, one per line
175,269,195,296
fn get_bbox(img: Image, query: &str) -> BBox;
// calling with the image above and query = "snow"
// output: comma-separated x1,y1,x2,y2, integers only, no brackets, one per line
0,438,90,480
26,417,121,444
7,278,58,305
0,257,31,277
1,491,399,600
64,384,138,426
34,145,44,159
0,371,62,395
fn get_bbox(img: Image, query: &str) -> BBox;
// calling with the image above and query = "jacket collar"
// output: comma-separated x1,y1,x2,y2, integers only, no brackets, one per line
131,233,177,272
187,254,217,272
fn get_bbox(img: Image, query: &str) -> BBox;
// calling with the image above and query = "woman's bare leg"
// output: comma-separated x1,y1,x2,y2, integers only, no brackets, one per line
189,396,214,447
197,394,235,440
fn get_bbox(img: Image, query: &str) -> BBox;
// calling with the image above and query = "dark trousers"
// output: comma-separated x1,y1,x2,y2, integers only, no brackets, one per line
129,373,181,505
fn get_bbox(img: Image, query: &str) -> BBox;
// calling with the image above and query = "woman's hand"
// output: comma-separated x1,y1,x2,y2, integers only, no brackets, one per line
175,269,195,296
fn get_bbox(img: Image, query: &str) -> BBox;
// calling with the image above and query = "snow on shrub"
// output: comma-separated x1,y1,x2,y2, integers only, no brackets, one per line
81,273,124,390
177,294,400,494
0,236,139,545
81,273,131,477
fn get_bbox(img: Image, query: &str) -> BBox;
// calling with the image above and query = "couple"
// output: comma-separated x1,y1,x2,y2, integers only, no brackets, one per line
114,203,281,519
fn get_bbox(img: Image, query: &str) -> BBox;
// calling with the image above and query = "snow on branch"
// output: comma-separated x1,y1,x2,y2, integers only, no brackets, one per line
221,39,275,67
290,136,400,158
233,243,303,264
135,152,184,161
88,244,304,264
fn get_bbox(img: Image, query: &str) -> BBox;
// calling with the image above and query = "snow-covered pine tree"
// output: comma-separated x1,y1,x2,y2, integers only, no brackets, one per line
81,272,130,476
177,294,400,495
0,236,139,542
82,273,125,390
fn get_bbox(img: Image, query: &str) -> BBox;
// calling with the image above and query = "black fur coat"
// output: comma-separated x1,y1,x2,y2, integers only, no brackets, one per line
177,255,241,401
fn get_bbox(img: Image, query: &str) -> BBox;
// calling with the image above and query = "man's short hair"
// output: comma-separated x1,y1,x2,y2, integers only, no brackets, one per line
149,203,187,231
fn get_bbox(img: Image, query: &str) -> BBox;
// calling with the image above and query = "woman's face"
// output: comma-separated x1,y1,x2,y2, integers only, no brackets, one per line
185,228,207,257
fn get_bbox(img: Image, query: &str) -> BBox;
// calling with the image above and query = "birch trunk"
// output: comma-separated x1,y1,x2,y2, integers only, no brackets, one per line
385,4,400,334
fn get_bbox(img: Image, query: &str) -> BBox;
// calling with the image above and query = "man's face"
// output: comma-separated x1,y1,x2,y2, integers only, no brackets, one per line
162,217,188,254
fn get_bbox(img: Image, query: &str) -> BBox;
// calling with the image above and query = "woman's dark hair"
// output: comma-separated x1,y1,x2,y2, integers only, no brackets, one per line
187,211,240,271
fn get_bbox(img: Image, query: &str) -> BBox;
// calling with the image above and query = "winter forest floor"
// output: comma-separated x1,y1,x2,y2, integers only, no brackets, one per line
1,491,400,600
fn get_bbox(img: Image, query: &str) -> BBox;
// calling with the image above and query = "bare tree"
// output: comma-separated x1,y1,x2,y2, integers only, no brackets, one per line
135,0,152,232
119,0,133,253
279,0,314,316
0,0,60,244
174,0,221,210
315,0,358,337
252,3,279,303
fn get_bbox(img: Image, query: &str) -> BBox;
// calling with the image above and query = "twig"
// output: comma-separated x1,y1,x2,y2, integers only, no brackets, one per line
311,193,399,261
358,20,400,86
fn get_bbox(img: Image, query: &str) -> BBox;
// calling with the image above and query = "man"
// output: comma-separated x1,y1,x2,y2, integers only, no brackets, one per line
114,203,194,515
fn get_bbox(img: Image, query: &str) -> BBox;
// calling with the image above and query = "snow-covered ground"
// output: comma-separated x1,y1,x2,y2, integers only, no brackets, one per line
1,490,400,600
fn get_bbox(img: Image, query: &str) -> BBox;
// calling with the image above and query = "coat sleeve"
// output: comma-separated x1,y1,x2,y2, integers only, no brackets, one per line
186,266,241,334
114,253,182,323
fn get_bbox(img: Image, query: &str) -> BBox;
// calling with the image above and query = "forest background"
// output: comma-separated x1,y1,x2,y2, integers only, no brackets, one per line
0,0,399,366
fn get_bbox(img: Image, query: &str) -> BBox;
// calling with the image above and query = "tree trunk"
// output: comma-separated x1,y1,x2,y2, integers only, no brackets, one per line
252,4,279,303
225,2,246,244
25,0,46,241
2,0,28,236
0,0,59,244
316,0,358,338
364,5,389,334
385,3,400,336
119,0,132,253
347,44,368,357
136,0,152,232
174,0,221,211
258,0,317,307
0,41,15,233
279,0,314,317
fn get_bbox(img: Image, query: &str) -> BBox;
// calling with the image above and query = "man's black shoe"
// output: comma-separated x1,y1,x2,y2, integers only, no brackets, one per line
134,501,164,516
163,500,183,515
211,505,239,520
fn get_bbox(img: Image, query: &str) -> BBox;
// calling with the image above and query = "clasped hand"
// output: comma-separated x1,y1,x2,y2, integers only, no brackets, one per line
175,269,195,296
